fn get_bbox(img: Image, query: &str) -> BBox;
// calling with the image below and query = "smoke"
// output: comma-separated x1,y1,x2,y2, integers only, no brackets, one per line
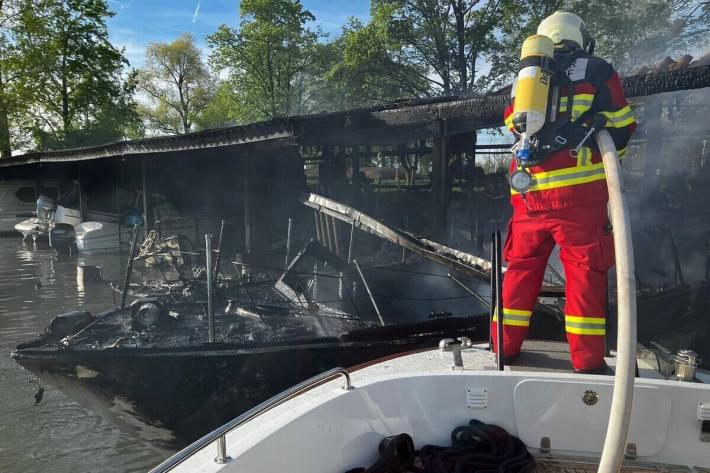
624,86,710,287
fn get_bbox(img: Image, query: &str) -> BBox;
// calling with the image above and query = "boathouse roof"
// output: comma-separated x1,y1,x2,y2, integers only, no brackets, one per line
0,63,708,168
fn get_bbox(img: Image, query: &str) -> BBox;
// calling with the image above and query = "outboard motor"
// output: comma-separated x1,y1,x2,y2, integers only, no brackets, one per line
35,195,57,231
49,223,76,249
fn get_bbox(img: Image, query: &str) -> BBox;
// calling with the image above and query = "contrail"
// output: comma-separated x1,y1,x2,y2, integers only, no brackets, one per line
192,1,201,23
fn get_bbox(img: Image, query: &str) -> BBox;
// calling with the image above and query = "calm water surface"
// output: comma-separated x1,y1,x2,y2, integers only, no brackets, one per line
0,236,164,473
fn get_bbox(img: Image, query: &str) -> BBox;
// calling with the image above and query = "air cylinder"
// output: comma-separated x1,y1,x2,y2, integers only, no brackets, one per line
512,34,555,163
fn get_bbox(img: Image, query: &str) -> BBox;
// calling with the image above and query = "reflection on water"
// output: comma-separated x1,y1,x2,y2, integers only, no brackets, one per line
0,237,163,473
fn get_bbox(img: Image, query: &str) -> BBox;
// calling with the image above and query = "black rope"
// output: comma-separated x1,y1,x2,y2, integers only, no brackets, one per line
346,419,534,473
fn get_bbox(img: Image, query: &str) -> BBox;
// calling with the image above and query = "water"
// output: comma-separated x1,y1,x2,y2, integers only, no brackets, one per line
0,237,163,473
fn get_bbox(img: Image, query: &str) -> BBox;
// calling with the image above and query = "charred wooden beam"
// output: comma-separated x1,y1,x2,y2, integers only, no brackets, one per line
303,192,491,281
372,65,710,130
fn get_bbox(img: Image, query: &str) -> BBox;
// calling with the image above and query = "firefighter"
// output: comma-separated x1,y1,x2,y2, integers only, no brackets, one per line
492,11,636,373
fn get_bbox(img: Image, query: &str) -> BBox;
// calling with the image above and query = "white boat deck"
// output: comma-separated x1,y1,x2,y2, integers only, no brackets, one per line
156,343,710,473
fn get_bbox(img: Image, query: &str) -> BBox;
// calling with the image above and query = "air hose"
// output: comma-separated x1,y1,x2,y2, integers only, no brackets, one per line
595,129,637,473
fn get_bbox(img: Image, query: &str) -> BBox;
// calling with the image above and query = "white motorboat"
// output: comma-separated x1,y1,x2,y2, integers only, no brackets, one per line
0,180,60,233
14,194,58,241
74,221,122,252
148,132,710,473
150,343,708,473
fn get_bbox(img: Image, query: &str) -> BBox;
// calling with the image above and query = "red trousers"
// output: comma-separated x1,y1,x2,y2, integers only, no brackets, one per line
491,203,615,370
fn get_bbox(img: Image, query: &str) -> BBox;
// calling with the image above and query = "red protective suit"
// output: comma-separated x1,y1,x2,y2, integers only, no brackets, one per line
492,49,636,371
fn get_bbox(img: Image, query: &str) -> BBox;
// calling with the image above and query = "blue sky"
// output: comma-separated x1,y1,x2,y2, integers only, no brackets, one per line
107,0,371,68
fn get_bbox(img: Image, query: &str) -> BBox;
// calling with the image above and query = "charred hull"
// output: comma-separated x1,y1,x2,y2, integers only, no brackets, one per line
13,316,487,450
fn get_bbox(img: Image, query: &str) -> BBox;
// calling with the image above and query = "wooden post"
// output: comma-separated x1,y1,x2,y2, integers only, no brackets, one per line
141,157,149,239
642,101,663,199
432,120,450,241
351,145,360,184
77,165,86,222
243,158,252,254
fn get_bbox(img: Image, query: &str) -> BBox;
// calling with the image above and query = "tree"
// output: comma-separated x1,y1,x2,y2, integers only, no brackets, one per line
323,8,432,108
207,0,319,122
489,0,710,84
565,0,710,74
11,0,139,150
137,33,213,135
485,0,561,91
0,0,28,156
376,0,511,96
193,81,237,130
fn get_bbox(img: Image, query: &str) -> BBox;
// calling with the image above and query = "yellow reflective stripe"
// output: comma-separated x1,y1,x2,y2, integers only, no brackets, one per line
503,308,532,316
567,326,605,335
559,94,594,116
600,105,636,128
565,314,606,336
493,308,532,326
493,316,531,327
576,146,591,167
565,315,605,324
503,319,531,327
511,162,606,194
618,146,627,158
529,161,604,180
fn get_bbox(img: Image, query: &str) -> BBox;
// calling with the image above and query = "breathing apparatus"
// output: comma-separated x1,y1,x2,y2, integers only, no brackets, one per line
509,12,598,194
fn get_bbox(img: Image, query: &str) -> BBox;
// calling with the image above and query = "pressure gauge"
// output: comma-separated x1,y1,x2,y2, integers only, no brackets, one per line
510,170,533,194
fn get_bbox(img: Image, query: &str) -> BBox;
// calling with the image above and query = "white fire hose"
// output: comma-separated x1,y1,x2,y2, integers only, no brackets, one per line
595,129,637,473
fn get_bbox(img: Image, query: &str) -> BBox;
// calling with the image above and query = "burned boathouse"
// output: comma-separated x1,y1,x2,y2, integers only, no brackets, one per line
7,62,710,448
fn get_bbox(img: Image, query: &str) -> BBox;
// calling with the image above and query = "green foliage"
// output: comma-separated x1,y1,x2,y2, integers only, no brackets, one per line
323,7,431,108
485,0,562,91
11,0,139,150
374,0,512,95
564,0,710,74
207,0,319,122
193,81,237,130
0,0,21,156
137,33,213,135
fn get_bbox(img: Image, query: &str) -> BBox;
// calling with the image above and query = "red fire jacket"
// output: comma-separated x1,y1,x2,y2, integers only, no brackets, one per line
504,52,637,212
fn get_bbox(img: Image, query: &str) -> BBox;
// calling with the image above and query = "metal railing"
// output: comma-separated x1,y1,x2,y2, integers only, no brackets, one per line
148,367,353,473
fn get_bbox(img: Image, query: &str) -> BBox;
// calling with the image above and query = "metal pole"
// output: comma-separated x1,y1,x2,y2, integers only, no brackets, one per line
447,273,489,308
214,435,230,464
353,259,385,327
120,224,140,309
141,158,149,240
346,219,355,264
285,218,293,268
214,219,225,282
330,216,341,257
205,234,215,343
495,230,504,371
320,212,331,252
489,234,495,351
314,210,322,244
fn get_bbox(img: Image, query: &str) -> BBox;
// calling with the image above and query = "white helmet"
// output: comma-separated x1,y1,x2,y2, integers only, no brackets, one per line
537,11,590,49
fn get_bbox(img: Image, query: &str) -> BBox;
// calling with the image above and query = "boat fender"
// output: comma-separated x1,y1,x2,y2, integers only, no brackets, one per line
345,433,416,473
130,298,167,330
48,310,95,339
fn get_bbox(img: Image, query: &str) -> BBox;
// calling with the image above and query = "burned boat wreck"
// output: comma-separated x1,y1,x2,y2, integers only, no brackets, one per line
9,62,710,453
11,190,710,450
12,194,502,450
